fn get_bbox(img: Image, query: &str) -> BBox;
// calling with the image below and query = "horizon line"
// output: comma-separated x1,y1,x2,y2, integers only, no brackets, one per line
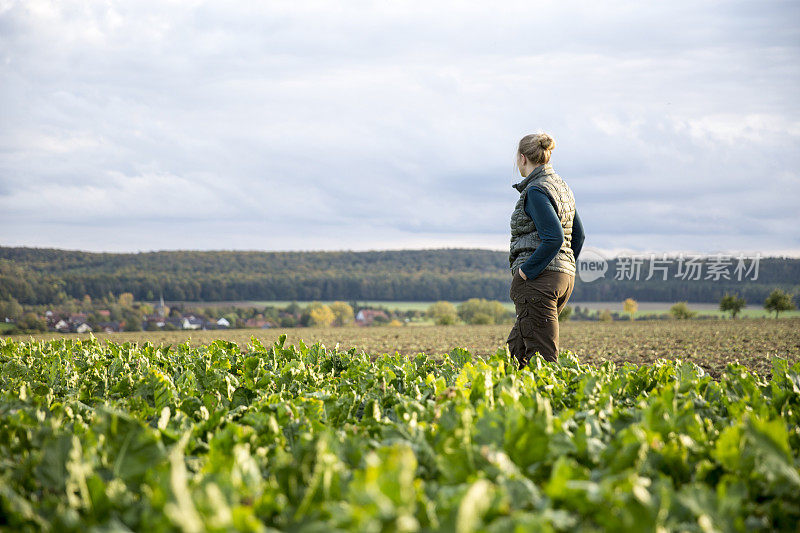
3,244,800,260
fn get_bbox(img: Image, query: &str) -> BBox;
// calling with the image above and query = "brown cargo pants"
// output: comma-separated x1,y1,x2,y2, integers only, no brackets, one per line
507,267,575,369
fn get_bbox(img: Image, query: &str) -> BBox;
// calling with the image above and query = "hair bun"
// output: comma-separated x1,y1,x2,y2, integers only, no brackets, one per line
517,132,556,165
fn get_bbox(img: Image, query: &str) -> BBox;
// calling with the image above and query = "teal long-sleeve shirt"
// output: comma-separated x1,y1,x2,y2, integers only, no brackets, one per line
520,188,585,280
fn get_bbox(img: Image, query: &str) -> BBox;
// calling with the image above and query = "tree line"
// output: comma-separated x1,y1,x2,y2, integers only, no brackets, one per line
1,247,798,305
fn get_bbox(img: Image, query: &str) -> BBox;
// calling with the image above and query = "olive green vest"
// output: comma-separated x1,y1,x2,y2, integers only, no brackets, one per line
509,163,576,276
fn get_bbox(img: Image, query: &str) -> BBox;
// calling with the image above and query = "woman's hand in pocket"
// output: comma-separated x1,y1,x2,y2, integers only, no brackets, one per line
518,268,528,281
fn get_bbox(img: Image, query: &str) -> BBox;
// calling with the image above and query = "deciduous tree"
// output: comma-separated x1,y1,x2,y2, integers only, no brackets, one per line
623,298,638,321
308,302,335,327
428,301,457,325
330,301,354,326
764,289,795,319
670,301,697,320
0,298,23,321
719,293,746,319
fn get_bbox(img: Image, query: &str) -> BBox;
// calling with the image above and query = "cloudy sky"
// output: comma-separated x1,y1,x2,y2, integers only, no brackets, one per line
1,0,798,257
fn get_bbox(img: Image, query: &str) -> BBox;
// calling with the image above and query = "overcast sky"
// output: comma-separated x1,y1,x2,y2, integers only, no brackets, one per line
1,0,799,257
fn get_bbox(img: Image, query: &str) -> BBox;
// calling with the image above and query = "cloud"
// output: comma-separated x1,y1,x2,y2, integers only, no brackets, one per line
0,0,798,256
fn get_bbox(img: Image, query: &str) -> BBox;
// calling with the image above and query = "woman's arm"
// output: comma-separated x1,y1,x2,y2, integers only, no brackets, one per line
571,209,585,261
519,188,564,279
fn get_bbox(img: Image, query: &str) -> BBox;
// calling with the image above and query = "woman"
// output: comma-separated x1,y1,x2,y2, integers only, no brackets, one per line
507,132,585,369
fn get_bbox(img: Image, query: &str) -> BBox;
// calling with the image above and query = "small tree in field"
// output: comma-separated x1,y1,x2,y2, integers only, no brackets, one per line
457,298,511,325
764,289,795,319
427,301,458,325
670,301,697,320
308,302,335,327
623,298,638,321
719,293,746,319
558,305,572,321
329,301,354,326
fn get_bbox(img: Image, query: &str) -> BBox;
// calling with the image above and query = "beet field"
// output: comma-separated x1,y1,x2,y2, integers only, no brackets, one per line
2,318,800,531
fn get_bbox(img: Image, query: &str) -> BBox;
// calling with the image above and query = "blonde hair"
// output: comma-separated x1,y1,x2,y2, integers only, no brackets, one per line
518,132,556,166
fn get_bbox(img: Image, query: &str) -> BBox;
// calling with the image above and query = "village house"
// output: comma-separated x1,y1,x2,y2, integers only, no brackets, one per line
165,317,183,329
144,314,168,328
69,313,88,326
355,309,389,326
97,322,123,333
181,316,204,330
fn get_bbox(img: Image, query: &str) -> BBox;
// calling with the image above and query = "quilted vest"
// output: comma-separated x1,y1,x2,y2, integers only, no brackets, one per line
509,163,576,276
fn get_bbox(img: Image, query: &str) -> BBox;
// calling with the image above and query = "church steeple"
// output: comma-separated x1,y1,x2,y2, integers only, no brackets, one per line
157,292,167,318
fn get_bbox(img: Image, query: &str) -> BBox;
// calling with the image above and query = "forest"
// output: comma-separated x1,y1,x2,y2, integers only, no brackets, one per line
1,246,798,305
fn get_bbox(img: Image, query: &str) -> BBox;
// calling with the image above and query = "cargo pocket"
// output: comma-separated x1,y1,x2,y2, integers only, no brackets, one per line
510,272,525,304
516,293,544,308
517,307,538,338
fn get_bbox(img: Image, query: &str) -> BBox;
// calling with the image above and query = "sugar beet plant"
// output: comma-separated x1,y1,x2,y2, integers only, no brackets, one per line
1,335,799,532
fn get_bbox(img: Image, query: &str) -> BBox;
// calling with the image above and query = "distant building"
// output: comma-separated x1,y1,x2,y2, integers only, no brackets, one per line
355,309,389,326
75,323,92,334
216,317,230,328
69,313,88,325
166,317,182,329
54,319,69,332
156,293,169,318
144,314,167,328
97,322,123,333
181,316,204,330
